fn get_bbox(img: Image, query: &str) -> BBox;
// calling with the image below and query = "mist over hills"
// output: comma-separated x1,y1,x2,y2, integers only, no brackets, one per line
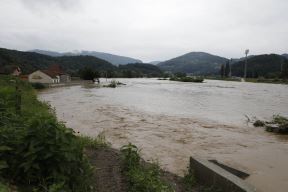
157,52,228,75
30,49,142,65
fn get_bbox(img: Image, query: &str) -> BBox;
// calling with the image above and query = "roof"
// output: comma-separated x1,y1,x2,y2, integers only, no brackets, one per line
41,70,59,78
40,64,67,78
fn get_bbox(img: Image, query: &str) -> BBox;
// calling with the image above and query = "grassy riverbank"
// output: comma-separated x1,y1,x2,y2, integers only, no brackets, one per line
0,75,99,191
1,75,204,192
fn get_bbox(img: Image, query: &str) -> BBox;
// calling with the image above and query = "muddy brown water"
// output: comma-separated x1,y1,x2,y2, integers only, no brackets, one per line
39,78,288,192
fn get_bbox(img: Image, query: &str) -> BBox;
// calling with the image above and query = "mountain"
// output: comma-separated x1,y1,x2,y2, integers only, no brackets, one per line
30,49,142,65
158,52,228,75
282,54,288,59
28,49,63,57
0,48,115,75
231,54,288,78
149,61,162,65
118,63,162,77
0,48,162,77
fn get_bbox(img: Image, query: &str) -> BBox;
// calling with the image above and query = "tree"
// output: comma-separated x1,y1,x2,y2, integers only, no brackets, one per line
225,61,230,77
220,64,225,78
281,62,288,79
79,68,99,81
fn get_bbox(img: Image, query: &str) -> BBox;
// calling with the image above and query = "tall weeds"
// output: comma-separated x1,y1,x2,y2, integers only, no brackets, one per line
0,76,94,191
120,143,174,192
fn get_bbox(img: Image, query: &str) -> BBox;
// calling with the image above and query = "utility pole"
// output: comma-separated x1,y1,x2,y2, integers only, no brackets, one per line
229,58,232,77
244,49,249,79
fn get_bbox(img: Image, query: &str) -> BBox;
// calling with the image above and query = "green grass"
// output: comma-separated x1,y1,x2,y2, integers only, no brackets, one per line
0,75,94,192
120,143,174,192
78,132,110,149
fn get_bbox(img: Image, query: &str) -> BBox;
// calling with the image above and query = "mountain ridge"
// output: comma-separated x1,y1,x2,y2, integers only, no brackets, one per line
158,52,228,74
29,49,142,65
231,54,288,78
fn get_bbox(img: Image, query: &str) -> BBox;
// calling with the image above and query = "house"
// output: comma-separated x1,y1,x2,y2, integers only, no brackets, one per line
28,64,71,84
28,70,60,84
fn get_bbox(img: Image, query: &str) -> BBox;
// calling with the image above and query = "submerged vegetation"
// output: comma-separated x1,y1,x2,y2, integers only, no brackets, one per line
103,80,126,88
253,115,288,134
170,76,204,83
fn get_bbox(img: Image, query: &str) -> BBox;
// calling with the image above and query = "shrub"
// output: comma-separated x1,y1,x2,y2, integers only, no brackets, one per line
0,77,94,191
120,143,173,192
253,120,265,127
30,82,46,89
183,164,196,191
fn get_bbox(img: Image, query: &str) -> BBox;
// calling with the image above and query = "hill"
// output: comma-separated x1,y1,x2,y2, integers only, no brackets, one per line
282,54,288,59
30,49,142,65
158,52,228,75
0,48,116,75
118,63,163,77
0,48,162,77
231,54,288,78
149,61,162,65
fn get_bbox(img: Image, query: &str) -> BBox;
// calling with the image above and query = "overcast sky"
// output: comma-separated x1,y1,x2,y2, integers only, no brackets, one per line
0,0,287,62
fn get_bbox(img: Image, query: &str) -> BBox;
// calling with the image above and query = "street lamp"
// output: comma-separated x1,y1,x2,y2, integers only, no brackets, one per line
244,49,249,79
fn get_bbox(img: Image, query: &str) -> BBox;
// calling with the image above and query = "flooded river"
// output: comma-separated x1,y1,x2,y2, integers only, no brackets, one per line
39,79,288,192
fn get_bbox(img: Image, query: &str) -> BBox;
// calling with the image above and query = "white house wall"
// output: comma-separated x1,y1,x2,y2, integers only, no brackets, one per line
28,70,54,84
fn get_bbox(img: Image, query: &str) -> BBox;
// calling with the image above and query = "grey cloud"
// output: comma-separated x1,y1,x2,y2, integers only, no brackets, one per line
20,0,82,11
0,0,287,62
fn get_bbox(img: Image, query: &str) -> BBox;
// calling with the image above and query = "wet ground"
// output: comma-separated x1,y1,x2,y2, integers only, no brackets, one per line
39,79,288,192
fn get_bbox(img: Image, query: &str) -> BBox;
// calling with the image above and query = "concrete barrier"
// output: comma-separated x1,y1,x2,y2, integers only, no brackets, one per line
190,157,256,192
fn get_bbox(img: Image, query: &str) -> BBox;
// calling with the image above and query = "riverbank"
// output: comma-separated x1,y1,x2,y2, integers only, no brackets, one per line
0,76,206,192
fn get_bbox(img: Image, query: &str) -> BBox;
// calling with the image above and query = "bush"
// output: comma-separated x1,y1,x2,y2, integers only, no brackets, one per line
30,82,46,89
120,143,173,192
0,77,94,191
253,120,265,127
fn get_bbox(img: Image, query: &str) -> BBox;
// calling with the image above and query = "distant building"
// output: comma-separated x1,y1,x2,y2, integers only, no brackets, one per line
28,64,70,84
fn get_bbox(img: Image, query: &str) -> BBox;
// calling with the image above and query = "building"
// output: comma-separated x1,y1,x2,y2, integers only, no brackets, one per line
28,64,70,84
28,70,60,84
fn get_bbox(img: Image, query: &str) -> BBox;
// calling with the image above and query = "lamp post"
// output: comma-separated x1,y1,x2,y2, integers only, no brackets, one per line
244,49,249,79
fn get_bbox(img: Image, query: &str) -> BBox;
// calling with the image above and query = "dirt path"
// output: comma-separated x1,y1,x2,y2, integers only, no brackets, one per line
85,147,190,192
86,148,128,192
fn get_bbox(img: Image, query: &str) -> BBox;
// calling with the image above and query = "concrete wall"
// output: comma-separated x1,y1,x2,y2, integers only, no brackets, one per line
28,70,54,84
190,157,256,192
